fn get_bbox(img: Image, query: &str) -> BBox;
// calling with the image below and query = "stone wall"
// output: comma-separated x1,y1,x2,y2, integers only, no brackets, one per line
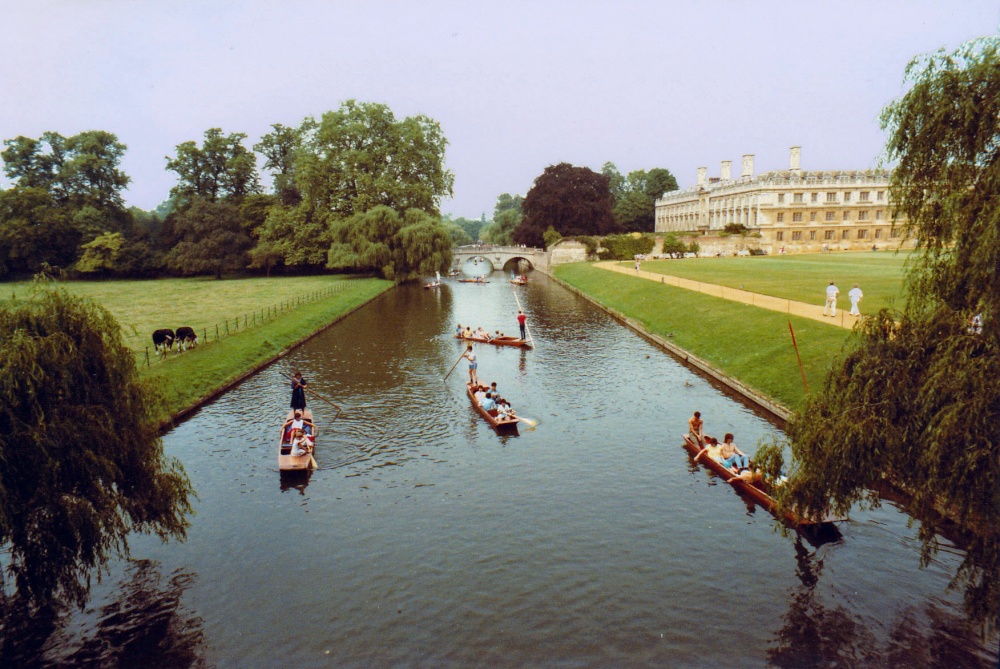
548,239,590,265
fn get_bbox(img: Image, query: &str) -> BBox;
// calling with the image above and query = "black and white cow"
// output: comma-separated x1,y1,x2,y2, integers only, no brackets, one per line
152,329,174,356
175,326,198,351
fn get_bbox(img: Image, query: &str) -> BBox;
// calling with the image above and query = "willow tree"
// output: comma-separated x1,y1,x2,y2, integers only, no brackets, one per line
760,37,1000,632
0,287,194,611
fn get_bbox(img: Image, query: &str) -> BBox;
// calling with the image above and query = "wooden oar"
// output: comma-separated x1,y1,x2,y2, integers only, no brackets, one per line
514,414,537,428
444,350,466,381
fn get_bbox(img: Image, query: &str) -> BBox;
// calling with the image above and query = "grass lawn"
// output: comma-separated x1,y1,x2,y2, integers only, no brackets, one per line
628,251,914,313
3,275,393,423
556,262,856,411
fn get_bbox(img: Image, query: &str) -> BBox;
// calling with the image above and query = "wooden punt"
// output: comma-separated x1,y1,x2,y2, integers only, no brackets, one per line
454,333,532,348
682,434,837,527
278,408,318,472
447,270,460,276
423,282,441,289
467,383,519,430
510,278,528,285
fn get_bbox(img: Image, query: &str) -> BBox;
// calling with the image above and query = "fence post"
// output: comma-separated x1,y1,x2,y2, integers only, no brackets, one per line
204,328,208,343
216,323,220,340
145,347,150,367
225,320,229,335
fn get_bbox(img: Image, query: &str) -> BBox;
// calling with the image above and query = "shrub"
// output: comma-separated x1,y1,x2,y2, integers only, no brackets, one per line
597,234,655,260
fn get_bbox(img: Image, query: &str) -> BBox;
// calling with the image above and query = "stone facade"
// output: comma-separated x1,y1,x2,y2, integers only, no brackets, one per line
654,147,912,254
548,239,590,265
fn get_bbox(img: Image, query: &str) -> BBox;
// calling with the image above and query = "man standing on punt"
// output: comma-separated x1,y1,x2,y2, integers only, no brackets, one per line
517,310,527,340
290,370,308,411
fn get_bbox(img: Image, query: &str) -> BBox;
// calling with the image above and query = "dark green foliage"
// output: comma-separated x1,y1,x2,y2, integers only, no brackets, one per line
773,36,1000,632
542,226,562,249
723,223,749,235
165,128,260,204
295,100,454,218
481,209,520,245
0,187,80,275
660,233,687,256
573,235,599,256
493,193,523,219
515,163,618,247
597,233,654,260
0,287,193,609
327,205,451,281
603,163,679,232
163,198,254,279
254,123,302,206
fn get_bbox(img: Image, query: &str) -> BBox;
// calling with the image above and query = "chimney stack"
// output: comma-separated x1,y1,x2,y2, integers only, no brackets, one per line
790,146,801,174
720,160,732,181
741,154,754,178
697,166,707,187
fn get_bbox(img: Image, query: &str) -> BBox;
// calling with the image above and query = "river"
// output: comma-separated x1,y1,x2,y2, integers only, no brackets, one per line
28,270,997,667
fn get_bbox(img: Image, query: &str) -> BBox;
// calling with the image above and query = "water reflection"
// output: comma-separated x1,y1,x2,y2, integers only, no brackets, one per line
1,560,204,668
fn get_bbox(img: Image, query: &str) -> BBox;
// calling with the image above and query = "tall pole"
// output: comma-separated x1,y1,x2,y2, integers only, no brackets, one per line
788,320,809,395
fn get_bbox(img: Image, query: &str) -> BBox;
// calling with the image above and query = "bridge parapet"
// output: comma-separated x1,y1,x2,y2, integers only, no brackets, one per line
451,245,550,272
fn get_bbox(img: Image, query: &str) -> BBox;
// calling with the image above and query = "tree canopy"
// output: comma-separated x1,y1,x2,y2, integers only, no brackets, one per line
514,163,618,247
761,36,1000,632
0,287,193,610
295,100,454,218
163,198,254,279
165,128,260,204
603,163,678,232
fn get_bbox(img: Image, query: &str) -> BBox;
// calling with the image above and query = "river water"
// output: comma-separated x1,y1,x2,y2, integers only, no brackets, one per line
30,271,997,667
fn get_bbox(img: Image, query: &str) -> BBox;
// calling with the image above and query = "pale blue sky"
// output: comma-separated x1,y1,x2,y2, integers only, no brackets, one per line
2,1,998,218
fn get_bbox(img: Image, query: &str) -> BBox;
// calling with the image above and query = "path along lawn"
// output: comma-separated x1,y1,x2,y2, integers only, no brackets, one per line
4,275,393,423
628,251,914,314
556,262,857,411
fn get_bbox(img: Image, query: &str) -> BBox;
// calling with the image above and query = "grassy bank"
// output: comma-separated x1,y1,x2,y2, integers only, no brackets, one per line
555,263,855,411
4,275,393,423
628,251,911,313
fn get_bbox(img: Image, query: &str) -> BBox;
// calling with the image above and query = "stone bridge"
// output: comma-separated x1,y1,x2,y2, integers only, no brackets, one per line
451,245,550,273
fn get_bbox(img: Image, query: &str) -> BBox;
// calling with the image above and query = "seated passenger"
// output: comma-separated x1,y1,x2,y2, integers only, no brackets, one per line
480,392,497,412
695,436,723,462
718,433,749,473
456,323,463,337
289,428,311,457
474,387,488,403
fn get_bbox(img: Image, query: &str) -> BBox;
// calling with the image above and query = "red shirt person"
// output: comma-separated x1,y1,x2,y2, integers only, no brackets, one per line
517,310,527,339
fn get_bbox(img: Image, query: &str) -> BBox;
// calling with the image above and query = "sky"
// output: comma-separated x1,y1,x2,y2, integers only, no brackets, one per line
2,1,998,219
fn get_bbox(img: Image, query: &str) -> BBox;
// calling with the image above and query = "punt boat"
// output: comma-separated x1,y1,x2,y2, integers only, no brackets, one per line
278,408,318,472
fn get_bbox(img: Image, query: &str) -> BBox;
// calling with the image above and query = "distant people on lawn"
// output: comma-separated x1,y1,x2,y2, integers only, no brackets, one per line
848,284,863,316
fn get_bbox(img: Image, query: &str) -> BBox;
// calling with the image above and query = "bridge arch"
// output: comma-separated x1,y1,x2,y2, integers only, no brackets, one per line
451,245,549,273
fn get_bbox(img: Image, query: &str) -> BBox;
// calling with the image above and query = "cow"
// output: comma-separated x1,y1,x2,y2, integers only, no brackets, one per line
152,329,174,356
175,326,198,351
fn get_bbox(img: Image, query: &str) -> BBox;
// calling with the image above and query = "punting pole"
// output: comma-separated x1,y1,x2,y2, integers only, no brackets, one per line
511,288,534,344
788,320,809,395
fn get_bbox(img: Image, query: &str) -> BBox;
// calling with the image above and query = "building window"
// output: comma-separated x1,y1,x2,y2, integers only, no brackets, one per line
809,231,817,240
777,213,784,222
793,193,804,203
842,230,850,239
877,191,885,201
793,212,803,222
843,191,852,202
843,211,850,221
824,230,835,240
826,192,837,202
860,191,870,202
810,192,818,203
776,231,784,241
825,211,835,221
777,193,785,203
875,210,883,220
890,228,901,238
875,229,883,239
858,211,869,221
810,212,817,222
792,231,802,241
857,229,868,239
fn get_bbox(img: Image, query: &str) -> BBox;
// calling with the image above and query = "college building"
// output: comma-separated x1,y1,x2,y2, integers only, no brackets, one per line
654,146,909,253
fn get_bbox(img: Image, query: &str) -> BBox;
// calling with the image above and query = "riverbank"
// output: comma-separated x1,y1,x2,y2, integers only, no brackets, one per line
552,262,854,412
138,277,393,426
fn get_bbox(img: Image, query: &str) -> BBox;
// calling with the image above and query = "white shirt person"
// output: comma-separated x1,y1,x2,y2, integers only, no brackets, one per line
848,284,863,316
823,282,840,317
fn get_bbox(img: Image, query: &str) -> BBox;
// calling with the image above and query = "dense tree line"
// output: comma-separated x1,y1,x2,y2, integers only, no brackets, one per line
0,101,455,282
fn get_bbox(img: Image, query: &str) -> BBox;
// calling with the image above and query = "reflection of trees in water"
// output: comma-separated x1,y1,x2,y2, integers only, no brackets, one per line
0,559,205,668
768,540,996,668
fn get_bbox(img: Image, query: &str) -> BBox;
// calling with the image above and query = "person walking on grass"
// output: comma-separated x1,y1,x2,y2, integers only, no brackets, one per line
848,283,863,317
823,281,839,317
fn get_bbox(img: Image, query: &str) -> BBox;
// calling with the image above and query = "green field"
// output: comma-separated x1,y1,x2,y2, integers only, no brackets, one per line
3,275,394,423
3,275,368,354
556,262,856,411
628,251,914,313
